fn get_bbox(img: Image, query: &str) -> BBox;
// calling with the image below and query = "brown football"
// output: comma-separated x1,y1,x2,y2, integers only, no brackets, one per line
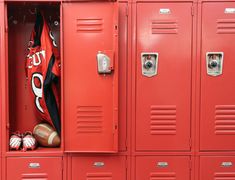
33,123,61,147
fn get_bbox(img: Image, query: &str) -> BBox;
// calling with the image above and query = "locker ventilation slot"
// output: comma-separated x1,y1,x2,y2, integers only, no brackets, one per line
217,19,235,34
86,172,112,180
152,20,178,34
76,106,103,133
76,18,103,32
214,172,235,180
215,105,235,135
21,173,48,179
150,172,176,180
150,105,176,135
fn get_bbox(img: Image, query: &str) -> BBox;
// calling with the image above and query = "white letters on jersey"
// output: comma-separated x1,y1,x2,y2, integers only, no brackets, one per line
31,73,44,113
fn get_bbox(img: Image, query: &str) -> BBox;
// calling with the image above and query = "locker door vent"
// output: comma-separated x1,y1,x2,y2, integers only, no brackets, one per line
150,172,176,180
217,19,235,34
86,172,112,180
214,172,235,180
76,18,103,32
215,105,235,135
152,20,178,34
76,106,103,134
150,105,177,135
21,173,48,179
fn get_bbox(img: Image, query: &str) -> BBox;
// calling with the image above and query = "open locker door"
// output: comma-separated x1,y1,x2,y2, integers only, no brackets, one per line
63,1,118,152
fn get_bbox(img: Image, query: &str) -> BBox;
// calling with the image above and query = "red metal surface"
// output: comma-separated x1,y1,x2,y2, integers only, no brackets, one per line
63,2,118,152
136,156,191,180
135,2,193,151
0,2,3,180
71,155,126,180
200,2,235,151
200,156,235,180
2,1,235,180
6,157,62,180
118,2,128,152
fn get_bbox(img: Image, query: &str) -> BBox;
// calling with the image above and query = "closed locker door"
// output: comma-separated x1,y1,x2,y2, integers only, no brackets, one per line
136,3,193,151
136,156,191,180
200,156,235,180
200,3,235,151
63,2,118,152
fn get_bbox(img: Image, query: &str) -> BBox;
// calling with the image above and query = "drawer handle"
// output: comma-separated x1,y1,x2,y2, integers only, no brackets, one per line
157,162,168,168
221,162,233,167
93,162,105,167
29,163,41,169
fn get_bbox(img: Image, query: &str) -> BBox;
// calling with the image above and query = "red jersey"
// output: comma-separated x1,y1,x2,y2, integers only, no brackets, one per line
26,11,61,135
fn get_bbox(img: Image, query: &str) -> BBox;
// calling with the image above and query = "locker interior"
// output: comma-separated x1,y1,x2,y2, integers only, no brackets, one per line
6,2,62,152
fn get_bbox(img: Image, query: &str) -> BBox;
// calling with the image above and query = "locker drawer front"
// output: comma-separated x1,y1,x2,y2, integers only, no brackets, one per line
71,156,126,180
136,156,191,180
200,156,235,180
6,157,62,180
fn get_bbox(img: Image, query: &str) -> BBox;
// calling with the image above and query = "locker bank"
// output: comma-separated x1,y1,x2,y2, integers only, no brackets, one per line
1,0,235,179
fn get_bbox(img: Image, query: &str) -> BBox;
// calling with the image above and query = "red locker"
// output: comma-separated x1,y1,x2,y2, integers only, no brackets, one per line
63,2,118,152
118,2,128,152
200,2,235,151
6,157,62,180
136,3,193,151
71,156,126,180
200,156,235,180
136,156,191,180
5,3,62,152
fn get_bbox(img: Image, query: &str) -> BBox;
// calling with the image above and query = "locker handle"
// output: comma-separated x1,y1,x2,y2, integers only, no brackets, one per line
221,162,233,167
28,162,40,169
97,51,114,74
157,162,168,168
93,162,105,167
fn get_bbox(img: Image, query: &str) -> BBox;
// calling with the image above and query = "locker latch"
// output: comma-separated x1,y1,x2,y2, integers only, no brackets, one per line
141,52,158,77
206,52,224,76
97,51,114,74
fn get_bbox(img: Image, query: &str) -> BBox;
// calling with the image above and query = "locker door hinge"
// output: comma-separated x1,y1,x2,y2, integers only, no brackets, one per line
125,158,128,171
6,123,10,129
189,159,192,171
191,6,194,16
61,159,64,172
126,5,129,16
189,138,192,148
5,26,8,33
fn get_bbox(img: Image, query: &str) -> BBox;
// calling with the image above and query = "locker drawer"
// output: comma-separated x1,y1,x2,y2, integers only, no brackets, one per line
136,156,191,180
200,156,235,180
6,157,62,180
71,156,126,180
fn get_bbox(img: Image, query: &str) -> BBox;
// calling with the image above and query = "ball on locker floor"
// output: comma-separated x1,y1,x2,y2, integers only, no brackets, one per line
33,123,61,147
